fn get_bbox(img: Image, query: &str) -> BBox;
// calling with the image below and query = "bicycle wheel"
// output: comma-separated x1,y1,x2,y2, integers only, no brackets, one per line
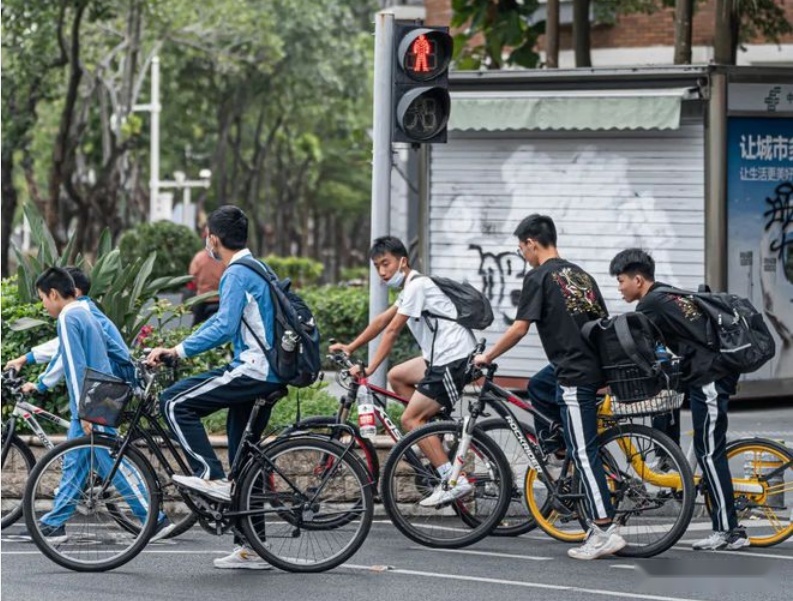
597,423,696,558
478,418,537,536
23,436,160,571
525,456,588,542
284,416,380,487
380,421,512,549
1,432,36,529
239,436,373,572
127,431,199,539
702,438,793,547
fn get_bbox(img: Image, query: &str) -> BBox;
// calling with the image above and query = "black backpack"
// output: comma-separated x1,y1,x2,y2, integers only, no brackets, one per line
234,257,322,388
582,313,675,401
417,275,494,331
656,286,775,374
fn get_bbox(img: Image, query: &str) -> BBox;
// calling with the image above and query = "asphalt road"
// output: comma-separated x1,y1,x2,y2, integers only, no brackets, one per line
2,402,792,601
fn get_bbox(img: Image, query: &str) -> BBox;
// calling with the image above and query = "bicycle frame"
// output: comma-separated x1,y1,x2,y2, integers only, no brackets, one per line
4,399,70,451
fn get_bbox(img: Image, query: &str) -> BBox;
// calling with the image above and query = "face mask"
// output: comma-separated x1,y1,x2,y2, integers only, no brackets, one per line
385,259,406,288
205,236,221,262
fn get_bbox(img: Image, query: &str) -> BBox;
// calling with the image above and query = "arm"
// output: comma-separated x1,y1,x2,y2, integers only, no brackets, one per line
5,336,60,371
35,351,65,392
364,312,410,376
330,304,399,355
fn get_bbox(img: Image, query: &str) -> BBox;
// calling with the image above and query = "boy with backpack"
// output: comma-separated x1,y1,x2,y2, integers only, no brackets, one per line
329,236,479,506
609,248,748,550
474,214,627,561
147,205,288,569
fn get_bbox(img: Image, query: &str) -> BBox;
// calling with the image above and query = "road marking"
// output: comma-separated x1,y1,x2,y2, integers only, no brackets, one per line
409,546,551,561
610,564,638,570
1,549,233,555
342,564,709,601
673,546,793,561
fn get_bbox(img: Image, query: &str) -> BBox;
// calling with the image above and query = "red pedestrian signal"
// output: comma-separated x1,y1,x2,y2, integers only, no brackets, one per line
393,25,452,144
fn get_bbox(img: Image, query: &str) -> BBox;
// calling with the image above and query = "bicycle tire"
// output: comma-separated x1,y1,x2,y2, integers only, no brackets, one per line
597,423,696,558
283,416,380,487
704,437,793,547
476,418,538,537
524,457,589,543
1,432,36,529
239,435,373,572
380,421,512,549
23,435,160,572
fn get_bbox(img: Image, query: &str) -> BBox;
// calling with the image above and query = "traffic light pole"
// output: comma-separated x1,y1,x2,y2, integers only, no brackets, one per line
367,11,395,387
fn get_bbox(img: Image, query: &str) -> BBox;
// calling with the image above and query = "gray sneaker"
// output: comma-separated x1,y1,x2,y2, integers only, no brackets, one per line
692,527,750,551
568,524,627,560
213,545,272,570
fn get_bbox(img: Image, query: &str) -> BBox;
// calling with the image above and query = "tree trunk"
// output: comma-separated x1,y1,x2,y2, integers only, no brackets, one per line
546,0,560,68
1,151,18,278
573,0,592,67
674,0,694,64
714,0,737,65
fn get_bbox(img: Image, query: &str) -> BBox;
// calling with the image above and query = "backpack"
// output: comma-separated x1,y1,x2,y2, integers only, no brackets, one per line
582,313,675,402
655,286,775,375
417,275,494,331
234,257,322,388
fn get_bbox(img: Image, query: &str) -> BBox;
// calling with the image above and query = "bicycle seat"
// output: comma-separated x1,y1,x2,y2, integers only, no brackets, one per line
261,388,289,405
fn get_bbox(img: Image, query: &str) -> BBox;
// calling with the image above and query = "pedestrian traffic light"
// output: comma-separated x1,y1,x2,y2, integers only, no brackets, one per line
392,24,452,144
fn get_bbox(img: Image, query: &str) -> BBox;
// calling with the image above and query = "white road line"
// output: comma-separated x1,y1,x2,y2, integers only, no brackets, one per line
409,546,552,561
673,546,793,561
342,564,710,601
610,564,638,570
1,549,232,555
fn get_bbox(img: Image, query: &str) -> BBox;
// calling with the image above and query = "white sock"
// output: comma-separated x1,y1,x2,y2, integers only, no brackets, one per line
438,462,453,478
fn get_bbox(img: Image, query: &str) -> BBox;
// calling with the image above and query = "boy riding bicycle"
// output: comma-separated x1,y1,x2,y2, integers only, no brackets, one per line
330,236,477,506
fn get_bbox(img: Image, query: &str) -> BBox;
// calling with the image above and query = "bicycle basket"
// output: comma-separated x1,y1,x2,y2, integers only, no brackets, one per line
610,388,685,418
78,369,133,427
603,360,680,404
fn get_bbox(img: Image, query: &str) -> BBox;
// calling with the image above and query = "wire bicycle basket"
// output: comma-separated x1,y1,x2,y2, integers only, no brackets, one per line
605,360,684,417
78,369,134,428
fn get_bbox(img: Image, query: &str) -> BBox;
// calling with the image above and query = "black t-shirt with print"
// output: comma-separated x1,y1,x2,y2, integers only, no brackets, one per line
516,258,608,387
636,282,725,386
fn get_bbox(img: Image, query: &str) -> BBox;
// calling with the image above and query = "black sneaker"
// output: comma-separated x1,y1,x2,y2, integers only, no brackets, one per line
38,523,68,544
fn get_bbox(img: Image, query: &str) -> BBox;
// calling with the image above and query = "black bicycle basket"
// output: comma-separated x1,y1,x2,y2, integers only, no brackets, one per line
603,360,681,403
78,368,134,427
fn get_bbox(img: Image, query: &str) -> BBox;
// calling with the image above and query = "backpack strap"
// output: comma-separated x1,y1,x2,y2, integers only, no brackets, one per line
228,256,277,355
614,315,661,376
652,285,717,349
581,319,602,343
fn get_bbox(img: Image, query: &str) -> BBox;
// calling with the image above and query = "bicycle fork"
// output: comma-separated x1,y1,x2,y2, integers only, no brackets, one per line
448,415,476,487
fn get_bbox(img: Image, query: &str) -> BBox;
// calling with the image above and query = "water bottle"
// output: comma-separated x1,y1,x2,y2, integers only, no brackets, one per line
655,343,670,364
356,384,377,439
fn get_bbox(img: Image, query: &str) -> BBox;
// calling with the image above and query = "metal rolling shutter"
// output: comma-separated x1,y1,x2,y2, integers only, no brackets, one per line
428,124,706,379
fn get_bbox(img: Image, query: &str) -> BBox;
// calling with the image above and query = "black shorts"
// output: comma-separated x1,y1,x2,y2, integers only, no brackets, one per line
416,357,469,414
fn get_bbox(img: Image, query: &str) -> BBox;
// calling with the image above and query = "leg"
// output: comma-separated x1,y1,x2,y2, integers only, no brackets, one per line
226,387,283,468
401,391,447,466
41,421,91,527
527,364,563,454
388,356,426,400
558,385,613,524
690,379,738,532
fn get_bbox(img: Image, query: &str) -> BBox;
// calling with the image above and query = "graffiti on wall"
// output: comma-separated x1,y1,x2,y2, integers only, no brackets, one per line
468,244,526,326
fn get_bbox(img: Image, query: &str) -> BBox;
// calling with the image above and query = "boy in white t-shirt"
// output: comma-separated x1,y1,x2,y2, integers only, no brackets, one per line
329,236,477,505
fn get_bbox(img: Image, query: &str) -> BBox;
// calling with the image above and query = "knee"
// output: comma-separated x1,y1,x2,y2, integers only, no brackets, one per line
387,367,403,389
401,412,419,432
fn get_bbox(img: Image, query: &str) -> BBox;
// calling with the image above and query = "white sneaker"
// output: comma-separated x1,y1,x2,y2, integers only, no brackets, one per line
172,475,231,502
692,528,750,551
568,524,627,560
419,475,474,507
214,545,272,570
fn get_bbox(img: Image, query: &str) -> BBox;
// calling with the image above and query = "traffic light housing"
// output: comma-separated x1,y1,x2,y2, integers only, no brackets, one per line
392,24,452,144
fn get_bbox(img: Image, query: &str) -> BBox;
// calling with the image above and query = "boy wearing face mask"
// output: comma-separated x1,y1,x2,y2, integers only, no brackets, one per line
329,236,477,506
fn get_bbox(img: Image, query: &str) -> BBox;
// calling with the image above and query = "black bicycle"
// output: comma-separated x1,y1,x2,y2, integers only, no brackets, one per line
22,358,374,572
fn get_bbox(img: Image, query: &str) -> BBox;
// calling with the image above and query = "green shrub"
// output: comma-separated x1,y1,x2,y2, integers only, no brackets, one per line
339,266,368,282
262,255,324,288
301,285,419,368
119,221,202,282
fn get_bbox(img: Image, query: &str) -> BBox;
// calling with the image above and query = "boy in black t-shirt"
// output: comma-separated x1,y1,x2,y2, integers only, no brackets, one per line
474,214,626,561
609,248,747,551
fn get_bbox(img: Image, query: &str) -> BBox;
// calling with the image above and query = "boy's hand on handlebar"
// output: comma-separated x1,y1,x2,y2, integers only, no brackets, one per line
328,342,351,355
4,356,27,373
21,382,39,395
146,347,177,366
348,364,368,379
473,353,491,367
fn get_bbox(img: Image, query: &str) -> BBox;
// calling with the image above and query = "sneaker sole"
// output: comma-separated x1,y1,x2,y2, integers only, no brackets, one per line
568,537,627,561
213,562,272,570
419,486,475,508
44,536,68,545
150,524,178,543
725,539,751,551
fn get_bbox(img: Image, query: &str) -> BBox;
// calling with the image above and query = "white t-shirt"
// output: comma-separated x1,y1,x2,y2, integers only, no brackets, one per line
395,271,476,366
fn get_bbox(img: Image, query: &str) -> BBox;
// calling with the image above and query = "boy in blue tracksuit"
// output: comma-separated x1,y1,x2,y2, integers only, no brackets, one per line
148,205,285,570
19,267,171,542
6,267,134,385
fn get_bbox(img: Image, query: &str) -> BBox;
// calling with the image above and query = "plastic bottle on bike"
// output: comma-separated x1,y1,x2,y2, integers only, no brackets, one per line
356,383,377,439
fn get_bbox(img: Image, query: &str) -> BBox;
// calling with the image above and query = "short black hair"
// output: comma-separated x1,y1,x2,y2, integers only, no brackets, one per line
35,267,76,298
207,205,248,250
513,214,557,247
369,236,408,261
609,248,656,280
65,266,90,295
